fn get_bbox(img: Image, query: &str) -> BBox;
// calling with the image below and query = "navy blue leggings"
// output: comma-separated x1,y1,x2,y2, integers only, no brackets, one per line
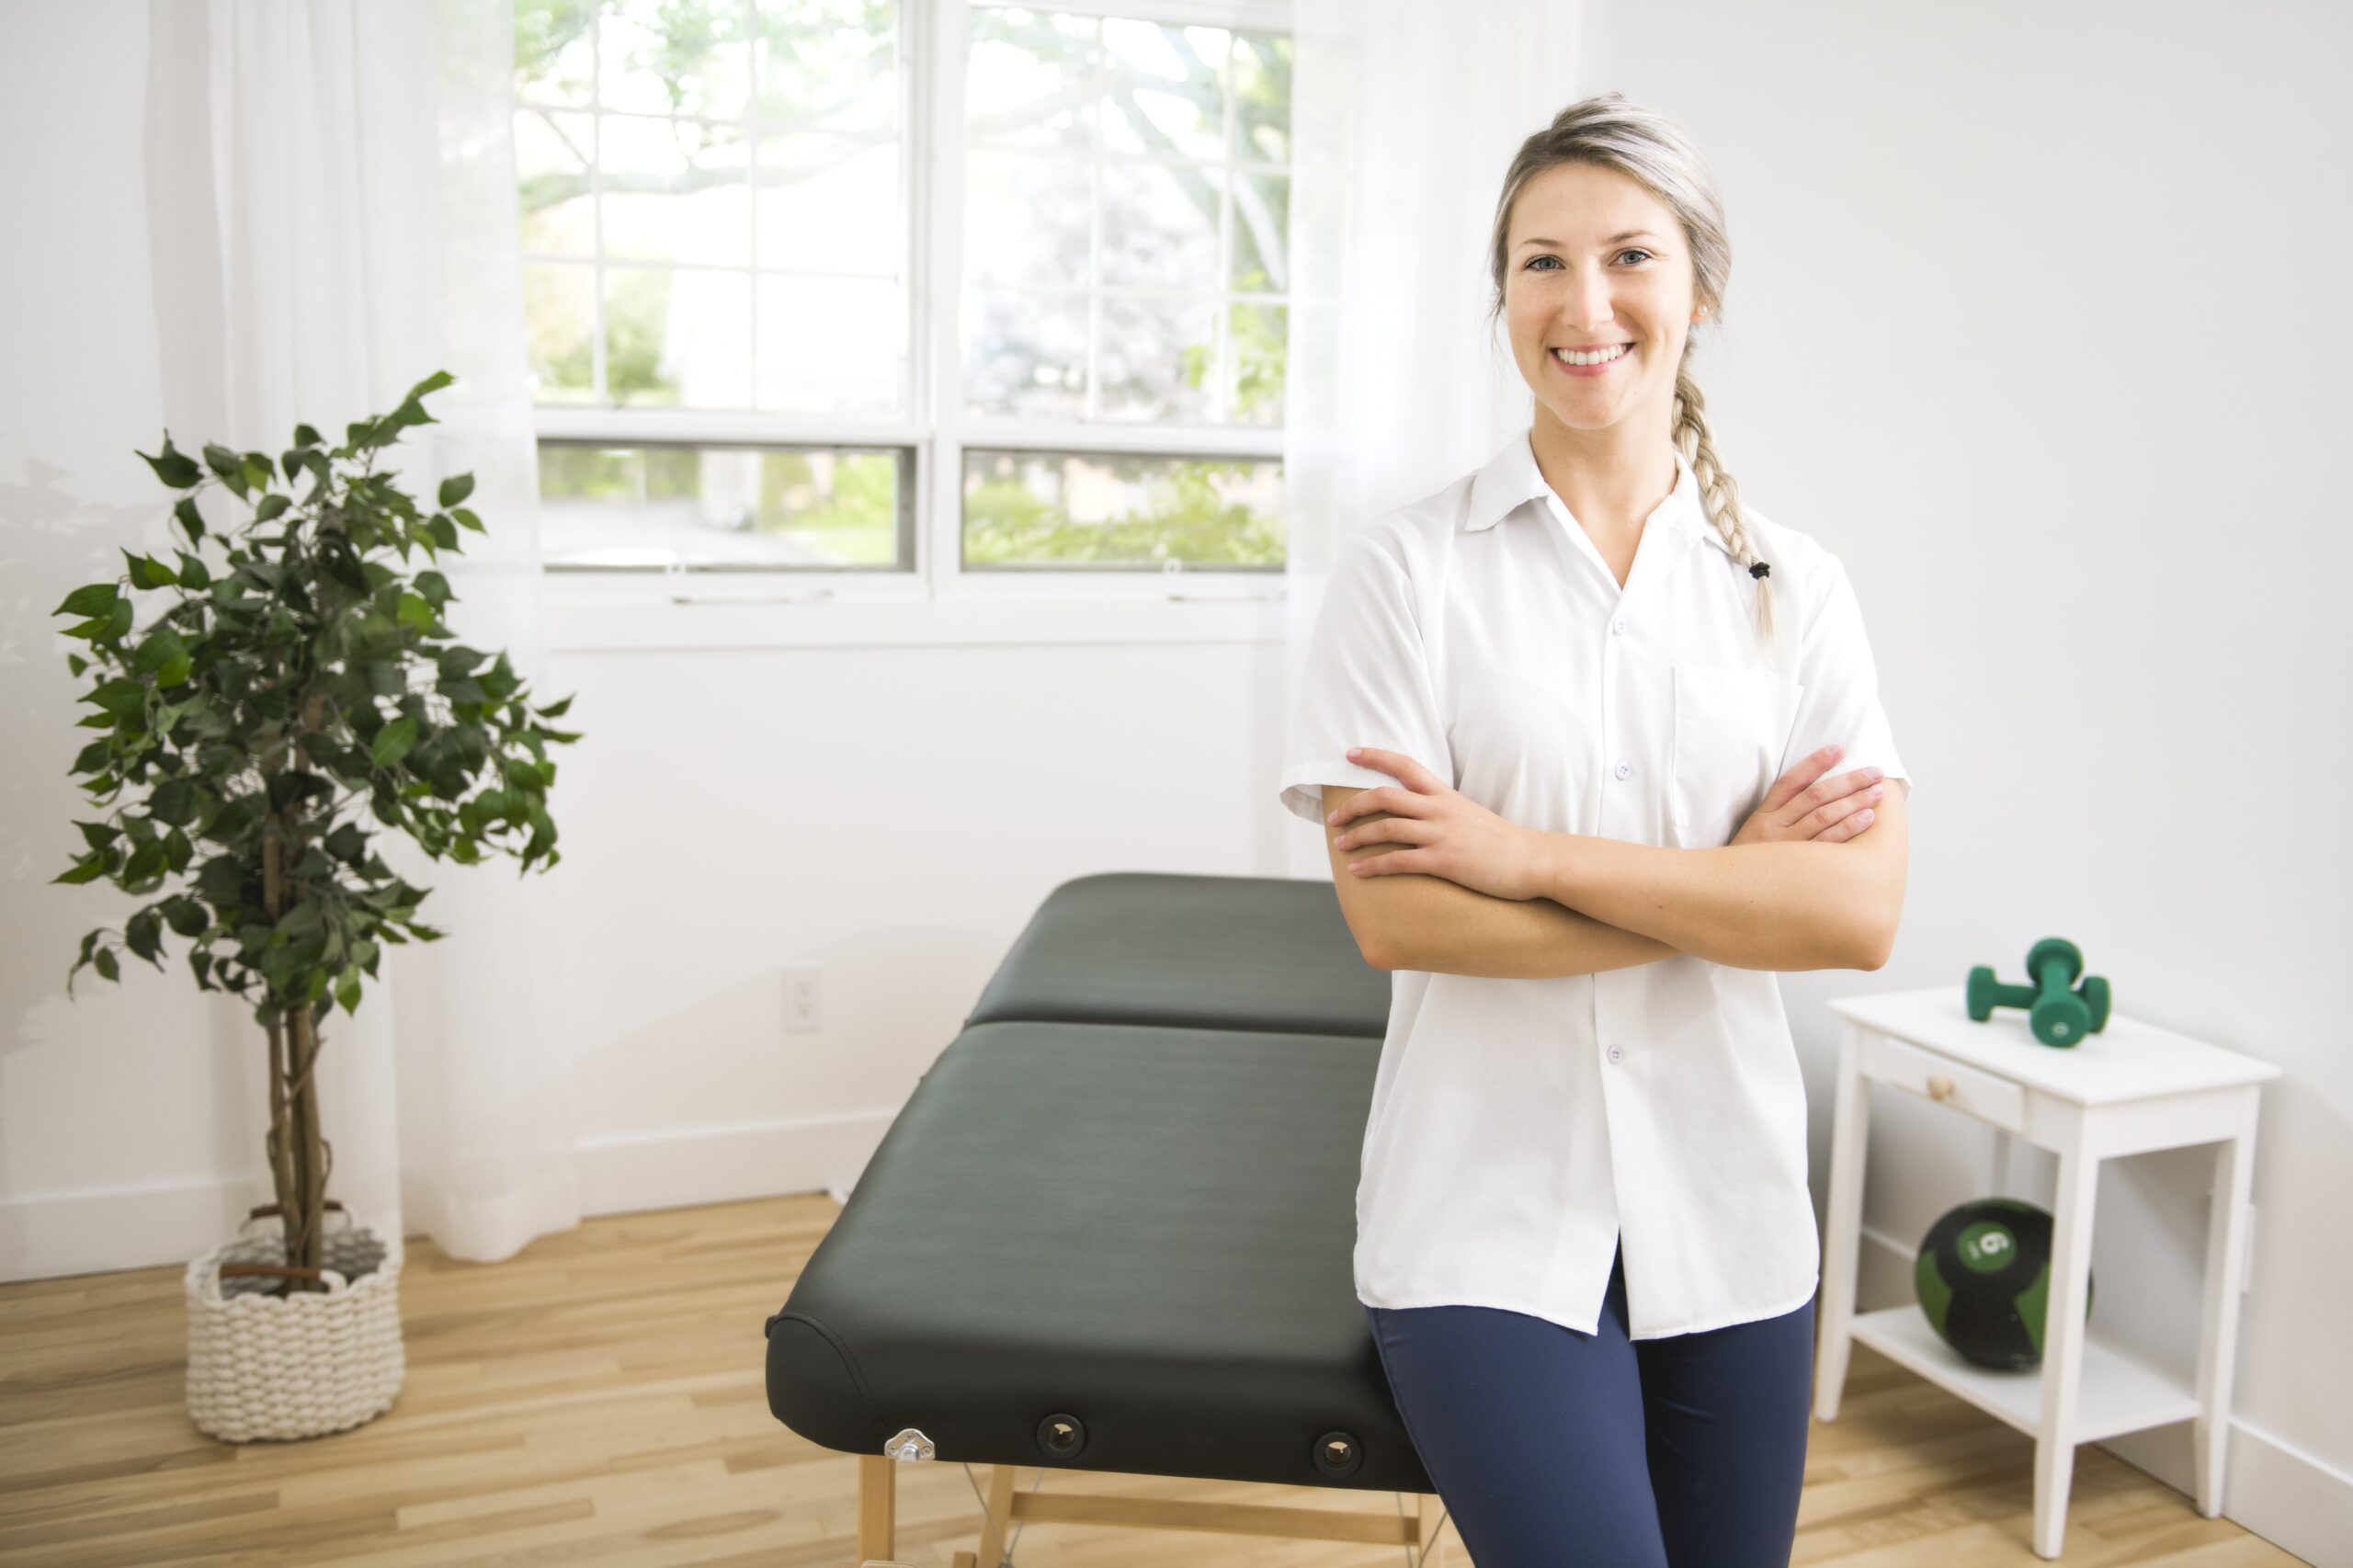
1364,1241,1815,1568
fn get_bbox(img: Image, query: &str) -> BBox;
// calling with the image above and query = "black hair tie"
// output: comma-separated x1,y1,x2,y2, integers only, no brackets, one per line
1748,561,1770,579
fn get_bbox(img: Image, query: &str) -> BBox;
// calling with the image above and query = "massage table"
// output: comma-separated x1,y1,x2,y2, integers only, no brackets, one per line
764,870,1449,1566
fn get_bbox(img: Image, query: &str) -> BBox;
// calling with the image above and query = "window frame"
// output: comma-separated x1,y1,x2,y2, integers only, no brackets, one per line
527,0,1297,609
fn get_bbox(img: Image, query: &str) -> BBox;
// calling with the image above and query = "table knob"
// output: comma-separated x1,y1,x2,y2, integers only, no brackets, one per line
1927,1074,1955,1101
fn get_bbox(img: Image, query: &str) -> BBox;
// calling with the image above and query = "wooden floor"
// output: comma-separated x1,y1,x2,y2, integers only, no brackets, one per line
0,1195,2302,1567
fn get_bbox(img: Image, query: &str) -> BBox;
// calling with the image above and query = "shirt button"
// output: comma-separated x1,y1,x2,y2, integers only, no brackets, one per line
1612,618,1628,635
1608,1044,1625,1063
1614,761,1631,779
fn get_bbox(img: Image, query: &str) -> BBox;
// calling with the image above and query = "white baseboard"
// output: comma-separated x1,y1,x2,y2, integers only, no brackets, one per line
1857,1222,2347,1566
0,1108,896,1283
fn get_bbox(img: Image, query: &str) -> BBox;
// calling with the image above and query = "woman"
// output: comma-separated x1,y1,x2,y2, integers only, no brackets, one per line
1274,94,1915,1566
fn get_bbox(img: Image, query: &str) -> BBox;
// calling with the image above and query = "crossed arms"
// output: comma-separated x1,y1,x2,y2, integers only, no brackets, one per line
1317,781,1909,978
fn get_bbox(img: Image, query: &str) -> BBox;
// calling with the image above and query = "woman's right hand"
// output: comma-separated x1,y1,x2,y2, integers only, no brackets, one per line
1731,745,1887,846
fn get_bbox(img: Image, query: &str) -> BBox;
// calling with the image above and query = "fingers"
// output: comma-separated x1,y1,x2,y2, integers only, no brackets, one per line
1807,782,1886,840
1766,744,1845,809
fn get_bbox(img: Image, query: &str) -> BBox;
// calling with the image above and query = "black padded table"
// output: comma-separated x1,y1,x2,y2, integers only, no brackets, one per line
763,871,1448,1567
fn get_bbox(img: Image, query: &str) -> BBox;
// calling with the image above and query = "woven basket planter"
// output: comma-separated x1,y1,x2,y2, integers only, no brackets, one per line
183,1207,405,1442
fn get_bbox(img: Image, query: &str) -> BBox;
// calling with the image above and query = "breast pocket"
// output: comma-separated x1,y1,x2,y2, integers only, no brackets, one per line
1668,665,1804,849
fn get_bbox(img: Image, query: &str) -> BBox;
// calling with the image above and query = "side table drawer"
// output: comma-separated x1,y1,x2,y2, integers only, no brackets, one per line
1861,1032,2027,1134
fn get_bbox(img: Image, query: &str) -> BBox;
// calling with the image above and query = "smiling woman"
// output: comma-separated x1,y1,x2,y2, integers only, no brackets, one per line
1273,88,1916,1568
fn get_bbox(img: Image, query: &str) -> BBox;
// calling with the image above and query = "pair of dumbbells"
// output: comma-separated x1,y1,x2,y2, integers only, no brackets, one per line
1966,937,2109,1047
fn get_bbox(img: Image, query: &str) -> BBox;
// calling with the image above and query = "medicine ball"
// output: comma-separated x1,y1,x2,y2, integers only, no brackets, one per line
1914,1198,2092,1371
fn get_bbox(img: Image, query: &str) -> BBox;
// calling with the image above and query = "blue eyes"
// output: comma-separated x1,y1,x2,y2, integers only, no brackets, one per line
1526,249,1653,269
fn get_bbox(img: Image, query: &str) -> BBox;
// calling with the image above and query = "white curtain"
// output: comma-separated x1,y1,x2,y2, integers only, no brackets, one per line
143,0,579,1262
1280,0,1588,878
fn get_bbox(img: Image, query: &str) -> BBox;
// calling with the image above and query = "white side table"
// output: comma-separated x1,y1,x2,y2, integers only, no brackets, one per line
1813,985,2278,1560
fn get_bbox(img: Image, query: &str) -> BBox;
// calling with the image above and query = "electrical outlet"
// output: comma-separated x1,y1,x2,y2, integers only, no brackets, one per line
785,965,822,1033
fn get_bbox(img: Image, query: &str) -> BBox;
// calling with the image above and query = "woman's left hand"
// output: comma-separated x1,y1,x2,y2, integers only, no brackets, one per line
1329,746,1552,903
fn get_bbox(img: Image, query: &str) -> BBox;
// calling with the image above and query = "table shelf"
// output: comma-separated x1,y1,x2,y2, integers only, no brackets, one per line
1847,1304,2201,1444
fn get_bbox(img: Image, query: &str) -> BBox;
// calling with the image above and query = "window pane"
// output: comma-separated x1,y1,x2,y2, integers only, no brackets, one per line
516,108,595,257
967,6,1097,151
1101,17,1226,161
605,265,753,406
539,441,905,568
962,449,1283,569
964,151,1092,288
524,263,598,403
1097,161,1221,290
757,0,898,138
756,274,902,415
1097,293,1215,423
962,287,1088,419
756,132,899,276
600,0,753,120
515,0,595,106
600,111,751,267
1230,32,1290,164
1230,168,1286,292
1229,300,1285,425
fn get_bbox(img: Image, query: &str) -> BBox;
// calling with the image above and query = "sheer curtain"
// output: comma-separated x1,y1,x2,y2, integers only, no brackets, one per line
143,0,579,1262
1279,0,1587,879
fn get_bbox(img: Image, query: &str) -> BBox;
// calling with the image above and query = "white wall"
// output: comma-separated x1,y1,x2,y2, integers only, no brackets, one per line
1569,0,2351,1557
3,0,2347,1557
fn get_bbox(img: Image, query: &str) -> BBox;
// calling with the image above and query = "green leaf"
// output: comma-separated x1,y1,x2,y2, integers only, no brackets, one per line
173,550,211,589
132,626,187,677
84,677,147,722
394,592,438,632
370,716,419,768
172,494,207,546
426,515,460,551
255,494,291,522
74,820,120,852
94,947,119,982
52,852,109,885
163,894,210,937
126,907,164,962
120,548,178,589
242,454,274,491
449,507,483,532
335,966,362,1014
149,777,201,826
54,583,119,619
292,422,322,448
415,570,452,608
137,434,203,489
438,472,475,508
404,369,455,403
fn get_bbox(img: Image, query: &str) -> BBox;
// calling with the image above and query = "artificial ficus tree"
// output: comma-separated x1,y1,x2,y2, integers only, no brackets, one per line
52,369,581,1292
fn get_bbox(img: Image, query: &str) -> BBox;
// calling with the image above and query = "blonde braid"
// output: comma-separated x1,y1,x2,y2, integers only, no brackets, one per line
1671,367,1779,651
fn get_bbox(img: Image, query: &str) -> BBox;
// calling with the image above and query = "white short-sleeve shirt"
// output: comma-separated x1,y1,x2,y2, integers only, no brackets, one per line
1277,426,1913,1340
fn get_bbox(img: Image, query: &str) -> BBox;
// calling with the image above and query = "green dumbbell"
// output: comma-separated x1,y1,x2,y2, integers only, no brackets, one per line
1965,937,2110,1048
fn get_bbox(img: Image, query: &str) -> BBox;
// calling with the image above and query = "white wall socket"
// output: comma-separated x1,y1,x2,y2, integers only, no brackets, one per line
785,965,822,1033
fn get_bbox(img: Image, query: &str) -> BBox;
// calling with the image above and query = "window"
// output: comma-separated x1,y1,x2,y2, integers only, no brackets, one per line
512,0,1292,580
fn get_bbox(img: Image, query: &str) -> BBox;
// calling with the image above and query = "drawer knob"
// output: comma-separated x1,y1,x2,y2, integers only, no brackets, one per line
1927,1074,1956,1101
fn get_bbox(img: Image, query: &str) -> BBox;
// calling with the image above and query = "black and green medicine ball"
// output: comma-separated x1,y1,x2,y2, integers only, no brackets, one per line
1914,1198,2093,1371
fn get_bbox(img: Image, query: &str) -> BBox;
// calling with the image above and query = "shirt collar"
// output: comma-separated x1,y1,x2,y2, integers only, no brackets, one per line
1462,427,1729,557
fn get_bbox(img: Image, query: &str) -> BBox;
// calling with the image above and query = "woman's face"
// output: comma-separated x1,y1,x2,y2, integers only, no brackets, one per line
1503,162,1699,435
